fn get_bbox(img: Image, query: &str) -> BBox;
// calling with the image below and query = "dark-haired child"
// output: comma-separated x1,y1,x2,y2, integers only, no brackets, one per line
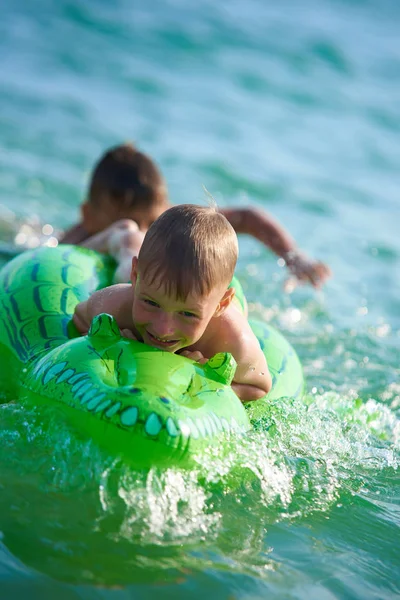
62,143,331,289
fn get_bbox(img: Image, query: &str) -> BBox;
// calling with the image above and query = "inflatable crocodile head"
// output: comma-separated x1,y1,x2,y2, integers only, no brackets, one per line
26,313,250,467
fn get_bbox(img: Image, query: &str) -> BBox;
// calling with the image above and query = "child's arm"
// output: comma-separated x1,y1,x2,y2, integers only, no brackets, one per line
59,223,90,244
81,220,145,283
182,317,272,402
73,299,92,334
228,321,272,402
73,285,133,334
219,207,331,289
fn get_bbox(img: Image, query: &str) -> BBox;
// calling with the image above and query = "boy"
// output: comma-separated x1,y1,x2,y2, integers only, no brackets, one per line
73,205,272,403
61,143,331,289
61,143,167,244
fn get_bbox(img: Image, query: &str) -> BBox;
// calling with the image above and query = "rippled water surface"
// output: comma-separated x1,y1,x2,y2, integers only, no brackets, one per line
0,1,399,598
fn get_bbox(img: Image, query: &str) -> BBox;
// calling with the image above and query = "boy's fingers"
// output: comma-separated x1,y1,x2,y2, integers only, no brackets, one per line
283,277,299,293
180,350,205,362
286,260,332,289
310,263,332,287
121,328,137,340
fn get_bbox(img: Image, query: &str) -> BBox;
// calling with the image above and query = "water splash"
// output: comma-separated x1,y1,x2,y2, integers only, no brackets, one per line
0,364,398,584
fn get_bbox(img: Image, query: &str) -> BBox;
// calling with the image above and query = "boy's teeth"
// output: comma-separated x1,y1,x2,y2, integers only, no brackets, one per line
152,333,173,342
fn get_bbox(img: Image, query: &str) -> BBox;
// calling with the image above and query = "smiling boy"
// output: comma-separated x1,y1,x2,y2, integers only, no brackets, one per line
73,204,272,402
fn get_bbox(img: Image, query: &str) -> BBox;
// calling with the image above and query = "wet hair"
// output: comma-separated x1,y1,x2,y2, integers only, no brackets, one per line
137,204,238,299
87,143,167,209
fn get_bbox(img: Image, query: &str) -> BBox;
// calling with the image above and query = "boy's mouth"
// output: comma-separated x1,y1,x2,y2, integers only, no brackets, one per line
146,330,179,349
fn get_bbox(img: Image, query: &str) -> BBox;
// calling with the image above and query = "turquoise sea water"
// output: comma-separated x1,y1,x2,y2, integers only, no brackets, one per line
0,1,399,598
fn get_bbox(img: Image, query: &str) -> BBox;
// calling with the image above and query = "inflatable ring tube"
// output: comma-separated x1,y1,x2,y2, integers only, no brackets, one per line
0,246,303,467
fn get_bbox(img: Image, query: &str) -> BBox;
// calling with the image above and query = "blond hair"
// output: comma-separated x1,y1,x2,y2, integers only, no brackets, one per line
137,204,238,299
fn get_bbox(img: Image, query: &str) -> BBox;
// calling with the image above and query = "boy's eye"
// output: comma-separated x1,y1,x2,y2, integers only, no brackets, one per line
180,311,197,318
143,299,159,308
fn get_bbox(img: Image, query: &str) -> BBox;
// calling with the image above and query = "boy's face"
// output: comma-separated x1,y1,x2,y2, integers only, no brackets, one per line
82,198,168,235
130,258,234,353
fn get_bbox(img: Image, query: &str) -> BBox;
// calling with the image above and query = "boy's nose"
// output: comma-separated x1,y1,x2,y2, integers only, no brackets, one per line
154,314,176,338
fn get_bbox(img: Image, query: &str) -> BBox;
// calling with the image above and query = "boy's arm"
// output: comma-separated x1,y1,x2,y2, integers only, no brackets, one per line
228,321,272,402
202,314,272,402
182,340,270,402
219,207,331,289
59,223,89,244
81,220,145,283
62,220,144,283
72,284,133,333
73,299,91,333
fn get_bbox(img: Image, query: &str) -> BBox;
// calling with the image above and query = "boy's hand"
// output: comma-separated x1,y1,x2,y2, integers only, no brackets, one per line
120,328,137,340
283,251,332,290
180,350,208,364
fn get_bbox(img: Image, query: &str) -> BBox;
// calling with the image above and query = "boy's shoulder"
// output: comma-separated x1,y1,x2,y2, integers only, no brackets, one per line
218,302,252,345
198,302,249,357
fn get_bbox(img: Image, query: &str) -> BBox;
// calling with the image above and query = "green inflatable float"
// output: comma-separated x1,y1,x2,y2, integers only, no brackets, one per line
0,245,303,467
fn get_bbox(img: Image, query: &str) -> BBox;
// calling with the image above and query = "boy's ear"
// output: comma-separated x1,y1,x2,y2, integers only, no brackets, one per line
130,256,139,285
214,287,235,318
